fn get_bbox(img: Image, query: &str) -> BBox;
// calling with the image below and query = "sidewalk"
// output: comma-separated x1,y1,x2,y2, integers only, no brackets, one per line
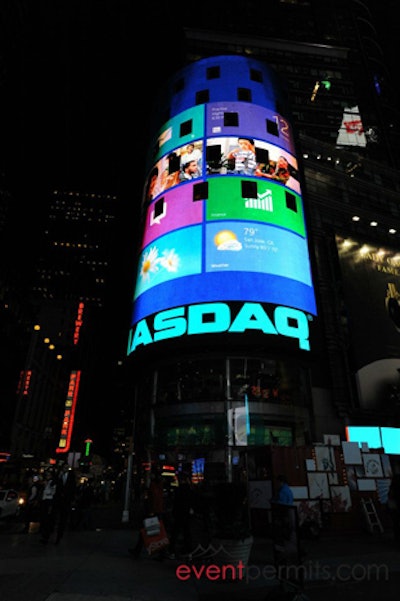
0,502,399,601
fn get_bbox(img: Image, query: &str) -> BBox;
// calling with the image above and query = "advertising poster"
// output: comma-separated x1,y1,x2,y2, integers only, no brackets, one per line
336,234,400,409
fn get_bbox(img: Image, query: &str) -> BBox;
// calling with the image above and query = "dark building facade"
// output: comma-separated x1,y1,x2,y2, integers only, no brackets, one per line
8,189,123,461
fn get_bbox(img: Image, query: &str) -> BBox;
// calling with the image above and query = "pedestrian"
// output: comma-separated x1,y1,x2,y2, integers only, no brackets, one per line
167,472,194,559
129,471,166,559
270,474,299,576
273,474,294,506
75,477,96,530
23,473,42,533
53,463,77,544
39,469,57,544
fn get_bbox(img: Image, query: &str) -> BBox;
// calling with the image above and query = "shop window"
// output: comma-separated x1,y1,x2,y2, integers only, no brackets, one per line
229,357,298,405
156,359,225,404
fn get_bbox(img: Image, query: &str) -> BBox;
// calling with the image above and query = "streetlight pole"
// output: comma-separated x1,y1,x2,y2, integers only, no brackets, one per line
122,385,138,523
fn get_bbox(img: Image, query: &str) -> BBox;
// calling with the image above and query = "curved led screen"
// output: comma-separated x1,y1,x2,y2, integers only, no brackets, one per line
128,55,317,357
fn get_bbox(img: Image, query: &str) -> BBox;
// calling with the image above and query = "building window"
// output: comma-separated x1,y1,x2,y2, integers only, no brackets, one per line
196,89,210,104
266,119,279,137
224,112,239,127
285,191,297,212
250,68,263,83
207,66,220,79
193,182,208,201
255,147,269,164
153,198,165,219
237,87,252,102
155,359,225,404
241,180,257,199
180,120,193,137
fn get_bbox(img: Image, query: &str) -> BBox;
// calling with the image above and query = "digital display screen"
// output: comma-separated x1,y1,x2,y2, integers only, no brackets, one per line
381,427,400,455
143,134,299,208
206,136,300,195
133,175,315,324
129,55,317,356
346,426,382,449
346,425,400,455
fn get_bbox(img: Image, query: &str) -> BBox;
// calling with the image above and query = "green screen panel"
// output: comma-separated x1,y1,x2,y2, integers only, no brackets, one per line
207,177,306,237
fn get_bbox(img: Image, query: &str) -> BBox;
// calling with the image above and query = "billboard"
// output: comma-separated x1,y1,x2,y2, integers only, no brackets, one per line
336,234,400,409
129,56,317,357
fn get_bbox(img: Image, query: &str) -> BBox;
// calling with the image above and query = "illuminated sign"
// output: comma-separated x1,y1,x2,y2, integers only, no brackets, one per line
0,452,11,463
56,370,81,454
128,302,310,353
346,425,400,455
129,55,317,356
16,370,32,396
73,302,84,345
336,235,400,410
336,106,366,148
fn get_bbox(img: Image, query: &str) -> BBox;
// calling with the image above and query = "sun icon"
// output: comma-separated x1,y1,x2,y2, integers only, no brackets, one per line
214,230,237,246
214,229,242,251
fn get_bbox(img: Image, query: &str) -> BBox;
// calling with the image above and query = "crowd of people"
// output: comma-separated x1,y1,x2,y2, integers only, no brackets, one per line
23,463,96,544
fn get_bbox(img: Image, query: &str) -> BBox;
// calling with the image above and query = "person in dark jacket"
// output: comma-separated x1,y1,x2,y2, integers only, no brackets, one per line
129,471,165,559
23,474,42,533
53,464,76,544
168,472,194,559
39,469,57,544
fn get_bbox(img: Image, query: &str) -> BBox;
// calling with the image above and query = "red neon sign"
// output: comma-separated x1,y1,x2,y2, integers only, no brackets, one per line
73,302,84,345
56,370,81,454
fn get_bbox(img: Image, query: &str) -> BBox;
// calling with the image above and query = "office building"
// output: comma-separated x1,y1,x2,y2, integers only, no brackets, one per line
9,189,122,460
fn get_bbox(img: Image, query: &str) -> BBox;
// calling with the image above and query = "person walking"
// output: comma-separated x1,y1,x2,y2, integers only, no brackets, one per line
129,471,165,559
39,469,57,544
271,474,300,580
53,464,77,544
75,477,96,530
167,472,194,559
273,474,294,506
23,473,42,533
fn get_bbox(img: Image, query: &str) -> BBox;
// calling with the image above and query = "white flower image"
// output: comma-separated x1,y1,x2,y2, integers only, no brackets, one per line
140,246,160,281
159,248,180,272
